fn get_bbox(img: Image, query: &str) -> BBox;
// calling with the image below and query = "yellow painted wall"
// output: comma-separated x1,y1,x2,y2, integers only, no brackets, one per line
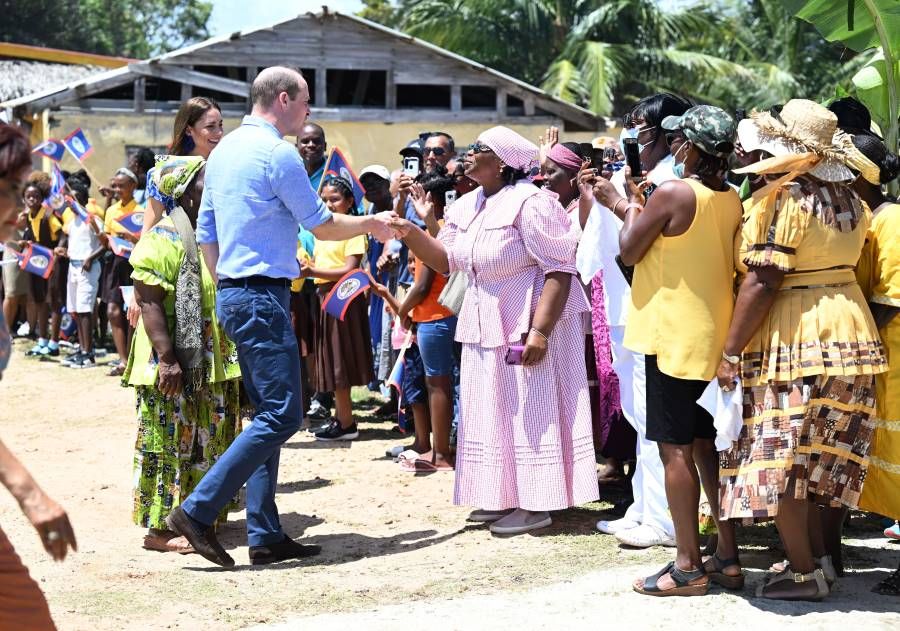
42,111,605,195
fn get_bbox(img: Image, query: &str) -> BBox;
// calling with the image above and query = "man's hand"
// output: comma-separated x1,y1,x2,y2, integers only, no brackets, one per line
53,246,67,258
388,217,413,239
396,174,415,197
368,211,398,243
21,491,77,561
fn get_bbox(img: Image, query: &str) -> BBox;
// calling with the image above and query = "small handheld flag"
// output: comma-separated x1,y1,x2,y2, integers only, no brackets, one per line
32,139,66,162
322,269,370,320
114,211,144,235
109,236,134,259
65,195,91,222
320,147,367,207
18,243,55,279
44,164,67,214
63,128,94,161
59,308,77,340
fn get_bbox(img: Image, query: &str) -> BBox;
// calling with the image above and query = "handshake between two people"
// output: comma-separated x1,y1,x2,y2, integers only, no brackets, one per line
366,210,418,243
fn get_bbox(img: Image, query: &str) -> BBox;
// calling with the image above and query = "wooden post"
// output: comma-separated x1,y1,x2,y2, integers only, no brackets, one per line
385,68,396,109
316,68,327,106
451,85,462,112
133,78,145,113
496,88,507,119
524,96,535,116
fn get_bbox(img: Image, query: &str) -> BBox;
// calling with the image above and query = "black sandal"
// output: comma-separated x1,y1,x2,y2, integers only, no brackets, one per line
872,567,900,596
704,554,745,590
633,560,709,597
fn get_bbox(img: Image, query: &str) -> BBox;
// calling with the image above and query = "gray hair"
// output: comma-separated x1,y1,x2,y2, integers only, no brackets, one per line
251,66,304,108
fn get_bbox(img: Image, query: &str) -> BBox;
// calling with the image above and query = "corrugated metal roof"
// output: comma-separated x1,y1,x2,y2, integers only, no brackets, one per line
0,60,104,102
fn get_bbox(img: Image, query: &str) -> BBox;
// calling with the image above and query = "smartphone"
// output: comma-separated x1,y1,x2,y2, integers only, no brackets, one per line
622,138,642,179
444,189,457,206
403,156,420,177
591,148,606,170
505,344,525,365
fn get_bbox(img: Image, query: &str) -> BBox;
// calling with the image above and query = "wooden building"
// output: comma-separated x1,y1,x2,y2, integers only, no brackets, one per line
1,8,603,182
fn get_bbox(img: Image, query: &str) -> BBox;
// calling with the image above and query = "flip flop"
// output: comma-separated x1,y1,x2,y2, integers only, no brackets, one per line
399,458,453,473
395,449,420,463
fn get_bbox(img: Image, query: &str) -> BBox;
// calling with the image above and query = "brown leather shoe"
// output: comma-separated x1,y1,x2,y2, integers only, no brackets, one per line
249,535,321,565
165,506,235,568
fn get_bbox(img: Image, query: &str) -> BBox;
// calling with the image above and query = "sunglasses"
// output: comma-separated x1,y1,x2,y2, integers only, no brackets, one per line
423,147,447,156
466,143,493,154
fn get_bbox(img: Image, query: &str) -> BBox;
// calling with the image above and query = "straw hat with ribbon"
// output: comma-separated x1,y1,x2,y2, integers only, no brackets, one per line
734,99,880,199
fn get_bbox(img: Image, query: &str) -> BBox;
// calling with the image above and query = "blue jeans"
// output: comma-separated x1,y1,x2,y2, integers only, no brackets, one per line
416,316,458,377
181,283,301,546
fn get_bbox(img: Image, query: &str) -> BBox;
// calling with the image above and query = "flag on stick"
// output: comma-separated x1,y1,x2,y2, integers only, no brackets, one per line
18,243,55,279
43,164,67,214
109,236,134,259
63,128,94,161
32,139,66,162
320,147,367,207
114,211,144,236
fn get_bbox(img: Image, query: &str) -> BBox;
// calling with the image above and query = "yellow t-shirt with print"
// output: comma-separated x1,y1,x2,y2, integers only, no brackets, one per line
312,234,367,285
103,198,139,236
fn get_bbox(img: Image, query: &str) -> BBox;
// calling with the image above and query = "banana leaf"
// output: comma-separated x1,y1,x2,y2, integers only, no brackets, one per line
784,0,900,53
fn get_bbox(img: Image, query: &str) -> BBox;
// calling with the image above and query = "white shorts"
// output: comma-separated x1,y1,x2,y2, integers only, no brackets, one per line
66,260,101,314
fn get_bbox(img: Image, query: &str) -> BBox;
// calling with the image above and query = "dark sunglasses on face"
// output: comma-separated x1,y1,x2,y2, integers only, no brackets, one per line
466,143,493,154
423,147,446,156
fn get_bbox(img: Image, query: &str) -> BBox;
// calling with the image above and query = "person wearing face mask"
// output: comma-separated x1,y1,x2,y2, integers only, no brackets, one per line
608,105,742,597
580,93,691,549
850,132,900,597
0,122,77,631
302,176,374,442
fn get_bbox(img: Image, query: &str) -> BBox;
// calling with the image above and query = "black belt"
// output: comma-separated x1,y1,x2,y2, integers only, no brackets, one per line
218,275,291,289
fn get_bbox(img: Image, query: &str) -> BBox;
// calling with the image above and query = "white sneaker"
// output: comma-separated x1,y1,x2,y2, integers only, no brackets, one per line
615,523,676,548
596,518,640,535
489,509,552,535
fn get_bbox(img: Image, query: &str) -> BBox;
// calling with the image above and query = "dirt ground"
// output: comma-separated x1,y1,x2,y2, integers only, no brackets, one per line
0,338,898,630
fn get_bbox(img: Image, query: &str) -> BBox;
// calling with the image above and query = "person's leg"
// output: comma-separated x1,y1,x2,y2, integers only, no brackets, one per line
695,437,740,578
659,442,702,571
35,301,49,341
75,313,92,353
2,296,20,335
820,506,849,575
333,387,354,429
424,375,453,465
107,301,129,360
417,318,454,467
181,285,302,547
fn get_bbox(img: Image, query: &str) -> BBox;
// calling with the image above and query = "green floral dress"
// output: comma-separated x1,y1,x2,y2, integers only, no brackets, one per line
123,216,242,530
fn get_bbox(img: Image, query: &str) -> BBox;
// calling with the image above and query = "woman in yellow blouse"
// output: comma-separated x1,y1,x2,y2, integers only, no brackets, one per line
853,132,900,597
302,176,373,441
718,100,887,601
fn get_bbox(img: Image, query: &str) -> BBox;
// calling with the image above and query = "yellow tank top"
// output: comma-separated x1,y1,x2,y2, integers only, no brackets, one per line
624,178,742,380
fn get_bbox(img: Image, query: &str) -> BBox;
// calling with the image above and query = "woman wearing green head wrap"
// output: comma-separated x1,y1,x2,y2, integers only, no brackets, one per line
123,156,243,553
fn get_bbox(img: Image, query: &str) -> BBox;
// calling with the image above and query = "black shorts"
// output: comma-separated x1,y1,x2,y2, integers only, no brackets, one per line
645,354,716,445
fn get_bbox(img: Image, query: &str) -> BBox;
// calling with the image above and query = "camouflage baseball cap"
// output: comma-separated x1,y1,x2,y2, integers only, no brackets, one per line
662,105,736,158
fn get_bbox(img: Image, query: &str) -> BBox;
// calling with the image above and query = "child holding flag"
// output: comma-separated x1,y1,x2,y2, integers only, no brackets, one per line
99,167,140,376
19,172,63,357
57,176,105,368
302,176,374,441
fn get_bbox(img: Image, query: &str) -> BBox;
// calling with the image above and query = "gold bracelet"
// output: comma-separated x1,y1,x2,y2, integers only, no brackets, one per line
612,198,627,214
530,327,549,342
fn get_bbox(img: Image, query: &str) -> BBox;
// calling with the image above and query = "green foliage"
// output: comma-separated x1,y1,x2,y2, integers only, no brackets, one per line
0,0,212,58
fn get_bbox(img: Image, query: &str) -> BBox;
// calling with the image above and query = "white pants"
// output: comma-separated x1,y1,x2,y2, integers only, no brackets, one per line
610,326,673,536
66,260,100,314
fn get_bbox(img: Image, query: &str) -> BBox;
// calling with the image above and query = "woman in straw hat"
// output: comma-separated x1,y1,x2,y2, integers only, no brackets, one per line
716,99,887,601
389,126,598,535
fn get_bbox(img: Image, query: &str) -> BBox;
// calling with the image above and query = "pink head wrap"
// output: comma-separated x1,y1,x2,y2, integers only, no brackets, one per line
547,144,584,173
479,126,539,175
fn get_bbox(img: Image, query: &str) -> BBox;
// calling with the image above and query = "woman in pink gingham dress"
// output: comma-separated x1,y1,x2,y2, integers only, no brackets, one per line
391,126,598,535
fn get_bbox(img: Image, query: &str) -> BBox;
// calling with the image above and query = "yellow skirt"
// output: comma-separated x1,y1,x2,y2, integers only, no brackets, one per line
859,316,900,520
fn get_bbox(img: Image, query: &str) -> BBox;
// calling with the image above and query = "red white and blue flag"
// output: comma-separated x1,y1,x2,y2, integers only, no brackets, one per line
65,195,91,223
109,236,134,259
44,164,67,214
321,147,366,207
18,243,55,279
114,211,144,235
321,269,370,320
32,139,66,162
63,128,93,161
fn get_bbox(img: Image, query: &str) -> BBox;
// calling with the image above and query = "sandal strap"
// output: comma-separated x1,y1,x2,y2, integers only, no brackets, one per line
670,564,707,586
712,554,740,570
643,561,675,591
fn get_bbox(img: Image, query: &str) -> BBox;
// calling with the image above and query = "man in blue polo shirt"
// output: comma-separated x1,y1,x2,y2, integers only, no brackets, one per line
166,66,395,568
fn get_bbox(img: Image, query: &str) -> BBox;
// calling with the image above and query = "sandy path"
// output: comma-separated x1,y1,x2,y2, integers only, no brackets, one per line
0,339,897,630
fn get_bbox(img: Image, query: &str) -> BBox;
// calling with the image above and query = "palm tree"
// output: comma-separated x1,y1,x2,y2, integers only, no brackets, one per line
397,0,756,115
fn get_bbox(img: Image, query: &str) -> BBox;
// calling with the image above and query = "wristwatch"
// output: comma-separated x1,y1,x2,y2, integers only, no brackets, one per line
722,350,741,365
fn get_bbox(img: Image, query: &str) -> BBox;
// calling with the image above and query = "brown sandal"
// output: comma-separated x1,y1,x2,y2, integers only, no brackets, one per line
703,554,745,590
143,533,195,554
756,567,829,601
633,561,709,597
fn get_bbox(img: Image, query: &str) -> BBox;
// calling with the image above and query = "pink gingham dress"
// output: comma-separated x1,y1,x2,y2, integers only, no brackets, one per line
439,182,599,511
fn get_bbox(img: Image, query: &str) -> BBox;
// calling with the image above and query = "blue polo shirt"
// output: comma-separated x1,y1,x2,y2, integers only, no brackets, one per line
196,116,332,280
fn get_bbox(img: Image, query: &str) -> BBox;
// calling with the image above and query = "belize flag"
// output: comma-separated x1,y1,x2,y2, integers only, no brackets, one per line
63,128,94,161
59,308,77,340
32,139,66,162
322,269,370,320
109,236,134,259
321,147,366,207
44,164,67,214
64,195,91,222
114,211,144,235
18,243,55,279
